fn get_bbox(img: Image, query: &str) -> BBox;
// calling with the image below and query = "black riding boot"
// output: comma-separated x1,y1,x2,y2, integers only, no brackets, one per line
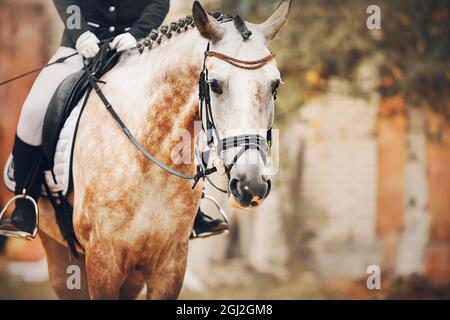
0,135,42,236
191,207,229,239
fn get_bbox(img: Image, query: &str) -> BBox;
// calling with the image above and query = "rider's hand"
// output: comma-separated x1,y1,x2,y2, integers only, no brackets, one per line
75,31,100,59
110,33,137,52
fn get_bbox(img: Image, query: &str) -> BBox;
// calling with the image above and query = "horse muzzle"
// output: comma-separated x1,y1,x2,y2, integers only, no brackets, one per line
227,167,271,210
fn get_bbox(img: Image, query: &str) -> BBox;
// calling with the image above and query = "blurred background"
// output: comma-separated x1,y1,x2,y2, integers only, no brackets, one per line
0,0,449,299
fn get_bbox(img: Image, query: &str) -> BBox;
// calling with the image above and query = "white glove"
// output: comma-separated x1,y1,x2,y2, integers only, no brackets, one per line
110,33,137,52
75,31,100,59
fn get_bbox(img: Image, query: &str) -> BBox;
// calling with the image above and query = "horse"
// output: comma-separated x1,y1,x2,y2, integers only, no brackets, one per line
36,0,291,299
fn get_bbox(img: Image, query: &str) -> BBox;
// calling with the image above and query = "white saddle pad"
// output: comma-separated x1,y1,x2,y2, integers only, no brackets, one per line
3,94,86,196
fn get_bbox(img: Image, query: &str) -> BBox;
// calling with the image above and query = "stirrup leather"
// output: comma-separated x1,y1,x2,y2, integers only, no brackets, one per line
0,189,39,240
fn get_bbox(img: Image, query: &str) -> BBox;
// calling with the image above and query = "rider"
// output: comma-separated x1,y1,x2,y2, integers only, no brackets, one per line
0,0,228,239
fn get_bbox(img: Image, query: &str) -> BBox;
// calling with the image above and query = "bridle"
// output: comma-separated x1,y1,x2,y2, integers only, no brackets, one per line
205,50,276,70
197,43,275,192
87,41,276,193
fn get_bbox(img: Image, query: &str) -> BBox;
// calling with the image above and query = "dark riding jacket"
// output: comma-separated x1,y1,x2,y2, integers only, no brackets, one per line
53,0,170,48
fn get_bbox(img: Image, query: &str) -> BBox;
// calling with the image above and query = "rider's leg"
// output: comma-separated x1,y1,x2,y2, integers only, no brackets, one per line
6,135,44,232
0,47,83,236
16,47,83,146
191,207,228,239
0,236,5,252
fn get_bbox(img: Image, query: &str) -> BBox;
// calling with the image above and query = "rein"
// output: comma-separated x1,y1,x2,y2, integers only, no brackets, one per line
86,62,215,184
87,41,275,193
86,43,216,188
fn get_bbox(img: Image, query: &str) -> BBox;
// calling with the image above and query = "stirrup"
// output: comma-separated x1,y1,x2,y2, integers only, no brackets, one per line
202,190,229,224
190,191,230,240
0,189,39,240
190,228,229,240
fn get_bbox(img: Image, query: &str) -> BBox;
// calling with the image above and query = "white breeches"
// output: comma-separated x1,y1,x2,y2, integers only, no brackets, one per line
17,47,83,146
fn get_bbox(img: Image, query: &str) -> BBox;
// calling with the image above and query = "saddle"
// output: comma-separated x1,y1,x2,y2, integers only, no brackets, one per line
42,70,89,171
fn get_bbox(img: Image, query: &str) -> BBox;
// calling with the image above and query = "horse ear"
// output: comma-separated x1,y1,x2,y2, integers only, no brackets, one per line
192,1,225,43
260,0,292,43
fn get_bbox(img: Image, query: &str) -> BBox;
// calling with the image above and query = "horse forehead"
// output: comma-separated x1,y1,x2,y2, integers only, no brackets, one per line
217,41,270,60
208,41,278,78
212,22,270,57
222,19,266,45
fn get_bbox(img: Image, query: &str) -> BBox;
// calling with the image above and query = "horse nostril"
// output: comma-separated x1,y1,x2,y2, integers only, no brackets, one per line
265,179,272,198
229,178,240,196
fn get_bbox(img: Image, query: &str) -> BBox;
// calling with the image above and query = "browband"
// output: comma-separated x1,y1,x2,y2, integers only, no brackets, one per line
205,51,276,70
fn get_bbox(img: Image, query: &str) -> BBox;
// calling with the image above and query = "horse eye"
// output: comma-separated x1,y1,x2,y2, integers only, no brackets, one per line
271,80,281,95
271,80,281,99
209,79,223,95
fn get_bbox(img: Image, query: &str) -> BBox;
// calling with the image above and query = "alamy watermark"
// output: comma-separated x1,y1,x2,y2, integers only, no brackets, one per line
66,265,81,290
366,5,382,30
366,265,381,290
66,5,81,30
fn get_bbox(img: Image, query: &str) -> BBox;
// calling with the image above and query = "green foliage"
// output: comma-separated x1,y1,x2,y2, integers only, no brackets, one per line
216,0,449,121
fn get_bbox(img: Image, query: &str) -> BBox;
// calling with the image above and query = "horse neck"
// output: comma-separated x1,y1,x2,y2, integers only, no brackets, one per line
116,30,207,173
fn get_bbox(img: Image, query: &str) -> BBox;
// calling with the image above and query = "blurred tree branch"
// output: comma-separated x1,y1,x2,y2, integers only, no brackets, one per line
213,0,449,123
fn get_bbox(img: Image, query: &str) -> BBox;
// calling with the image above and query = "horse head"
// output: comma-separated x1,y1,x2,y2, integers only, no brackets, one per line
193,0,291,210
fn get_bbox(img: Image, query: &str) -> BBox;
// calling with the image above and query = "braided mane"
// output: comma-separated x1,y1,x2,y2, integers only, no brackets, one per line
136,12,243,53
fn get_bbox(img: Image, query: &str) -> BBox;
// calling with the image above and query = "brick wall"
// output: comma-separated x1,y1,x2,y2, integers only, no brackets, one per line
377,96,407,273
293,92,449,284
0,1,47,204
0,0,48,261
295,86,382,279
395,107,430,276
425,110,450,283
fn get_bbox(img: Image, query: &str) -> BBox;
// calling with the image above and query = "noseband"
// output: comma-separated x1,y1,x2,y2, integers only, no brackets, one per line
198,43,275,178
